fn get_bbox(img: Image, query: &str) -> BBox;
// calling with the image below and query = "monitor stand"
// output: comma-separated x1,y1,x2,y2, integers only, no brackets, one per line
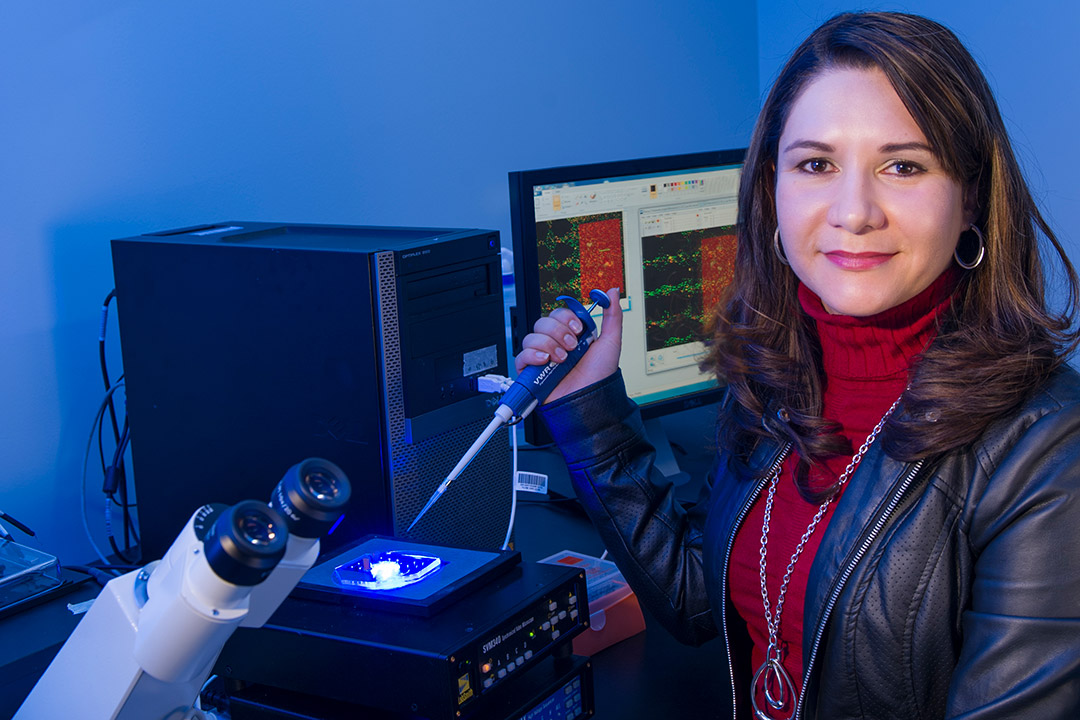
643,417,692,488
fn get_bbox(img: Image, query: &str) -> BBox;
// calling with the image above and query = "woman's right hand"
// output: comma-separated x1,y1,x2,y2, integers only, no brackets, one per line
514,287,623,405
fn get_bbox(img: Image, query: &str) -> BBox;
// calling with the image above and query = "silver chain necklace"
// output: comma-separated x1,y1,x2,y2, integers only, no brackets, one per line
751,393,903,720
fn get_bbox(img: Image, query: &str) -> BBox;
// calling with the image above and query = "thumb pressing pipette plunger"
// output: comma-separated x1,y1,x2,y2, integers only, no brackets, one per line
407,289,611,532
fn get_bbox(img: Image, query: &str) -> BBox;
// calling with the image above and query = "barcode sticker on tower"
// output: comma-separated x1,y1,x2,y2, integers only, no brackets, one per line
514,471,548,494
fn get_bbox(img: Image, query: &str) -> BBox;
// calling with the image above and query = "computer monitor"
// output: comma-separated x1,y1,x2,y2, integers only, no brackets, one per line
508,149,745,474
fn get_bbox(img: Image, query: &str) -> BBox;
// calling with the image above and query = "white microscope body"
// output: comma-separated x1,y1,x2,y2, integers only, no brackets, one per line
14,458,350,720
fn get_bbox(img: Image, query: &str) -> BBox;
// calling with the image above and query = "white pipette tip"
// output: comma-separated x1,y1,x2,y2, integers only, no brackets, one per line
405,413,508,532
406,483,447,533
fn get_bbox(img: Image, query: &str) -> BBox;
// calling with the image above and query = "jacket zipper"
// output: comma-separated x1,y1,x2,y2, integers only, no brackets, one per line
721,443,791,718
793,459,926,720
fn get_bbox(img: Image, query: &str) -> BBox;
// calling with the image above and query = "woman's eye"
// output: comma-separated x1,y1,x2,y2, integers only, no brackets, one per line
799,159,831,173
888,161,924,176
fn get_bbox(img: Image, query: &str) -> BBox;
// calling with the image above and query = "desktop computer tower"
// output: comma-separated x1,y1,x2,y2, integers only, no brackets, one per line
111,222,512,560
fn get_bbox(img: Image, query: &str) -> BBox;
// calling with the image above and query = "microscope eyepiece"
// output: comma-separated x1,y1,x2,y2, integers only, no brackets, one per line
203,501,288,586
271,458,352,539
237,509,277,546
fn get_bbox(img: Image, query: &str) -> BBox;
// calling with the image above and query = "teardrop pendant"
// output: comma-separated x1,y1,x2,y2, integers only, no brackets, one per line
751,657,797,719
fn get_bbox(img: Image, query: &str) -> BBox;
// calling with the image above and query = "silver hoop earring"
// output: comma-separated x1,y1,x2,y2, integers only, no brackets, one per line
773,228,790,266
954,224,986,270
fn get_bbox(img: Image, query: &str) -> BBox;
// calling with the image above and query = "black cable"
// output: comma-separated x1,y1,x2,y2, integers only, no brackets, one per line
112,411,140,547
65,563,141,587
104,485,139,563
89,562,141,572
109,418,128,469
92,395,140,566
66,564,116,587
199,676,232,715
520,493,580,505
518,491,591,519
0,510,35,537
96,403,108,478
83,381,129,564
108,417,134,547
104,398,136,510
99,290,136,554
107,533,136,564
99,290,121,445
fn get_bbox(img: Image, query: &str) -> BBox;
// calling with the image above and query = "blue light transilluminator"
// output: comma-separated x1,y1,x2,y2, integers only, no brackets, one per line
333,550,442,590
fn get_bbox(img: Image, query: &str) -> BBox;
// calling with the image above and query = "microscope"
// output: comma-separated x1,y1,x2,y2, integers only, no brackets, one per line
14,458,351,720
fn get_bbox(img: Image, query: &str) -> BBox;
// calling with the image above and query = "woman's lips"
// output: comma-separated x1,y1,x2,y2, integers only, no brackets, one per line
825,250,895,270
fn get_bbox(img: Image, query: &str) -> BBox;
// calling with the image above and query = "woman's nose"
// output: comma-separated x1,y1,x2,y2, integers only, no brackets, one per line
825,171,886,233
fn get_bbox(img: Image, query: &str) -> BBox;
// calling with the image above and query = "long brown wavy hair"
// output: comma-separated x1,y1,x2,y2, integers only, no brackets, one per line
703,12,1079,496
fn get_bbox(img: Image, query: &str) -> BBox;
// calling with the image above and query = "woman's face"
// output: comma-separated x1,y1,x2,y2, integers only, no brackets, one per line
775,66,969,316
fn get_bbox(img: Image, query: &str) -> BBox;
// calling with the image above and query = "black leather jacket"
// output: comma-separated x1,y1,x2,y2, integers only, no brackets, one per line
539,368,1080,719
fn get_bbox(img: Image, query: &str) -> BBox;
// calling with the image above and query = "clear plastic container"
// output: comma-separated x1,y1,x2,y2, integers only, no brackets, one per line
0,538,62,612
539,550,645,655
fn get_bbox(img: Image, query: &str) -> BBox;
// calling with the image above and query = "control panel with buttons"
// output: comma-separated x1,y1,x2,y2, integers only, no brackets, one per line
466,577,588,701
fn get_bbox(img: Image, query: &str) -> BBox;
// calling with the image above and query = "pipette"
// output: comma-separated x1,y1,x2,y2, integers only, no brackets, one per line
407,289,611,532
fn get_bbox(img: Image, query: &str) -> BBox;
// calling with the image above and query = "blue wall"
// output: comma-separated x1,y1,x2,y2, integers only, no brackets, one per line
757,1,1080,312
0,2,760,563
8,1,1075,566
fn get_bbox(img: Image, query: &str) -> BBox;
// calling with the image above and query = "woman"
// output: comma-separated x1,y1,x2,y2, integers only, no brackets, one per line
516,12,1080,720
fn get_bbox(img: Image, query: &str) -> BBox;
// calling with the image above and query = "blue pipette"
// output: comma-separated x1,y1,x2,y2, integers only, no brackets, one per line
406,290,611,532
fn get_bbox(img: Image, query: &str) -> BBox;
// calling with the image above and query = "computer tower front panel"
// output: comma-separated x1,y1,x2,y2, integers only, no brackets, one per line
373,242,511,546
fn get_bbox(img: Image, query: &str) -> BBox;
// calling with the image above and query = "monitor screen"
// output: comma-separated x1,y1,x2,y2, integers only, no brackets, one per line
509,149,745,445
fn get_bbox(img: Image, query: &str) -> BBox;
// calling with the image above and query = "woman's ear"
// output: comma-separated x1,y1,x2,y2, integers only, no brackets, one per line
963,184,979,226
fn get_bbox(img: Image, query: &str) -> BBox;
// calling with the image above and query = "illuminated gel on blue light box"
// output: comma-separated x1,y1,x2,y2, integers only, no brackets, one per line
334,551,443,590
295,535,521,617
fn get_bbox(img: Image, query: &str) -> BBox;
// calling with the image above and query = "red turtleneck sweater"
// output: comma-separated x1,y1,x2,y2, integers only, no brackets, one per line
728,269,957,712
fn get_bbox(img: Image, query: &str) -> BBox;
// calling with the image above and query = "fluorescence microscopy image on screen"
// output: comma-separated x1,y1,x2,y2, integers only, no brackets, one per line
642,225,736,352
536,212,627,315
